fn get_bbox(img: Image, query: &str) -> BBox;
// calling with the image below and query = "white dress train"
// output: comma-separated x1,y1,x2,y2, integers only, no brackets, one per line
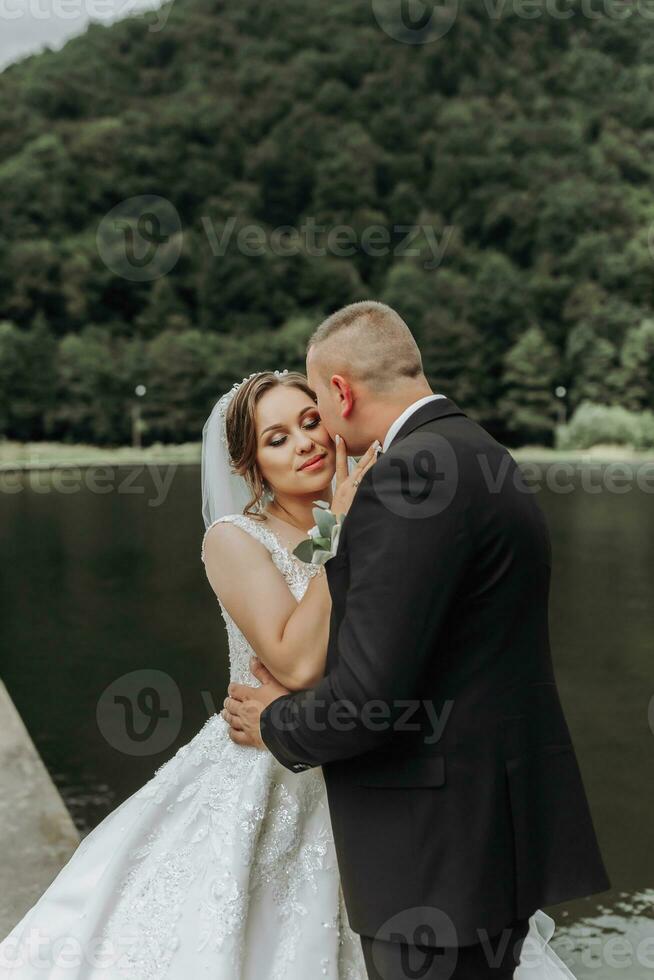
0,514,575,980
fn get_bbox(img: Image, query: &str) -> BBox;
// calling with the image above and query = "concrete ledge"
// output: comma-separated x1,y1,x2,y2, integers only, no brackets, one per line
0,680,80,940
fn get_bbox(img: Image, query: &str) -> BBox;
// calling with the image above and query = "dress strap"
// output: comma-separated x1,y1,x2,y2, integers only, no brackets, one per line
201,513,281,565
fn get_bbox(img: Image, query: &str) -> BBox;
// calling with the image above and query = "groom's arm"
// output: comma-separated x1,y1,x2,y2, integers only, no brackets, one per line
259,439,470,771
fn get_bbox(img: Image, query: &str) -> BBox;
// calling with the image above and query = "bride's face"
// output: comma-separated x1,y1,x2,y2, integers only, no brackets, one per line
255,384,336,500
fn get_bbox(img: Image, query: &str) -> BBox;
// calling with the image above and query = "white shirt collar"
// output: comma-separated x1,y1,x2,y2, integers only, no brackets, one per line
381,394,446,452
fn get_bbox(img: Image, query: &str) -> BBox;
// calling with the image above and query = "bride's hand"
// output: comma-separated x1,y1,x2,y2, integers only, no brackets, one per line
330,436,380,517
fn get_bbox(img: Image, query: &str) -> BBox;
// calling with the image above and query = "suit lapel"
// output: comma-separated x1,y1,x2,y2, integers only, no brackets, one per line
387,396,467,451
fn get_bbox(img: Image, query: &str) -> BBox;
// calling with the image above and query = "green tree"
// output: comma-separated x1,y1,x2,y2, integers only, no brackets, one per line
4,239,63,329
499,326,561,445
0,315,57,439
381,262,435,337
420,309,485,417
134,277,192,338
565,322,619,410
145,329,225,441
2,0,654,441
50,327,133,443
312,124,383,220
0,321,23,437
618,319,654,411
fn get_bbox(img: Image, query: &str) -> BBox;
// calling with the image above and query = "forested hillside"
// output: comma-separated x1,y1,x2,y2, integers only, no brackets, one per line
2,0,654,445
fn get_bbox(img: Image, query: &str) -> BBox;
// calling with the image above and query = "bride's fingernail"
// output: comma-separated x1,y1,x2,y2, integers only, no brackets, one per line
335,434,341,446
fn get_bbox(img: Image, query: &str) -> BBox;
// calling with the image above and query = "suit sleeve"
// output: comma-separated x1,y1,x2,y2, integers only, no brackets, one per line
260,438,470,771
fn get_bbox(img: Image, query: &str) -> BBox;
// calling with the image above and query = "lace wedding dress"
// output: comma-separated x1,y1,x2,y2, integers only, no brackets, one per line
0,514,367,980
0,513,575,980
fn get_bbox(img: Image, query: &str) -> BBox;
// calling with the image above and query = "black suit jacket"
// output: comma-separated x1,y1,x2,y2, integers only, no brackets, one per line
260,397,610,945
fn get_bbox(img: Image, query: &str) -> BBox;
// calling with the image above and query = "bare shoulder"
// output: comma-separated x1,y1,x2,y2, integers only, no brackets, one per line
201,516,292,616
202,517,270,569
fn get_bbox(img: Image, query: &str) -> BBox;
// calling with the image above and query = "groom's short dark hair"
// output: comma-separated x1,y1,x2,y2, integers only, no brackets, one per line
308,301,423,391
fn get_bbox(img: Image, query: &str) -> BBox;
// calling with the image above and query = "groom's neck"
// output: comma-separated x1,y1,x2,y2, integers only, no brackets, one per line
368,379,434,444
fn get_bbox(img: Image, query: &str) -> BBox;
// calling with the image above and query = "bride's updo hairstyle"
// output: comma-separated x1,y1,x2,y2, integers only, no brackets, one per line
225,370,316,519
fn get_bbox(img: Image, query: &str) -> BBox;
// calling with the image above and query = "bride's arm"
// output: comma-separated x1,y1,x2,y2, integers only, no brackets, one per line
203,523,331,691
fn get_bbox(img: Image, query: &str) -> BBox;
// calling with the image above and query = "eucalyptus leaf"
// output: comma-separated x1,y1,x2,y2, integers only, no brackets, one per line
293,539,315,563
313,507,334,538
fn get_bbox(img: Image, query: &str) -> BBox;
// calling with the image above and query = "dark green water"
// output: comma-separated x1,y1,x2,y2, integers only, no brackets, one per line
0,461,652,977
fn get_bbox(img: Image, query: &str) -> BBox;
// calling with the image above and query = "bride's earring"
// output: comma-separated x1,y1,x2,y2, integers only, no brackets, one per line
259,479,274,511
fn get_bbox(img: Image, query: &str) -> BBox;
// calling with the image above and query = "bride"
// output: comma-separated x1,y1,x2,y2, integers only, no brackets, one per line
0,369,575,980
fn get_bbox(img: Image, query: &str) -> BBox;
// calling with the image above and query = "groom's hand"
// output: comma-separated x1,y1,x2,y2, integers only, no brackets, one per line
222,657,290,749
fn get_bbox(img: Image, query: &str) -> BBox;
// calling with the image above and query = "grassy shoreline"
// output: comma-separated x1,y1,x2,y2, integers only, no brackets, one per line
1,440,653,472
0,441,202,471
512,445,654,463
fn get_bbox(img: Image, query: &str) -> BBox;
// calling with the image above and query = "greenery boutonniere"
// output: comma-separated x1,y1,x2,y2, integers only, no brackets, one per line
293,501,345,566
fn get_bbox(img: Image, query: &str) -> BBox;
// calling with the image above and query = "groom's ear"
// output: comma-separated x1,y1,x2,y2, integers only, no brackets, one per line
331,374,354,418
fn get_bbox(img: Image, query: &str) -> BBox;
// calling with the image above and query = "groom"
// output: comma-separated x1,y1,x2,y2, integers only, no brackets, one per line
224,301,610,979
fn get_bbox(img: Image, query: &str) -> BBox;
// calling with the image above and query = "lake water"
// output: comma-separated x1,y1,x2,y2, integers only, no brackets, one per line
1,460,652,977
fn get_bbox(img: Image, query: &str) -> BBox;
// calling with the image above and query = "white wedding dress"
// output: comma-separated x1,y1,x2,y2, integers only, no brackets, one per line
0,513,575,980
0,515,367,980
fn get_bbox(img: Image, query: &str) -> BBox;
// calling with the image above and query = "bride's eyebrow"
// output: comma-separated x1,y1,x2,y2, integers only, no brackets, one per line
260,406,317,437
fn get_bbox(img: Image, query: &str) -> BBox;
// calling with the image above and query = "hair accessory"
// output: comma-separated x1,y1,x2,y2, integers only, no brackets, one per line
217,369,290,450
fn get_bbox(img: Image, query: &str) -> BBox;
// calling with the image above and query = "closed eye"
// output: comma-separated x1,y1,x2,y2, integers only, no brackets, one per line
269,415,320,447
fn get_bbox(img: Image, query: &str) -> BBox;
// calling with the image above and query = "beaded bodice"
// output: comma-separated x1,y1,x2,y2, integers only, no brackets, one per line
201,513,323,684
